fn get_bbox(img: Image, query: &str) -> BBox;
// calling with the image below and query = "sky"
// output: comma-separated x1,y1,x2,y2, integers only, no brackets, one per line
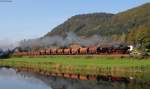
0,0,150,43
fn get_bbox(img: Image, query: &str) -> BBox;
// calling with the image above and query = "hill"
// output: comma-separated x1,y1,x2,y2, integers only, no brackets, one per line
44,3,150,49
46,13,114,37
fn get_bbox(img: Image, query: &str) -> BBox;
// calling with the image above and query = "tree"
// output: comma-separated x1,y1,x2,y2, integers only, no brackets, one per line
127,24,150,49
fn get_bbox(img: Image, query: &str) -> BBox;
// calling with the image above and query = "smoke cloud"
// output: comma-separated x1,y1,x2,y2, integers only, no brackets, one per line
19,32,111,49
0,39,18,50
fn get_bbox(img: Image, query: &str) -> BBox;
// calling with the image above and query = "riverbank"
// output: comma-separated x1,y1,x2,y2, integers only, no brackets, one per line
0,56,150,80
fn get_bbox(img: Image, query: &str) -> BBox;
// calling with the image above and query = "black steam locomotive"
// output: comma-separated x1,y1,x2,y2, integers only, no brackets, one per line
0,48,16,59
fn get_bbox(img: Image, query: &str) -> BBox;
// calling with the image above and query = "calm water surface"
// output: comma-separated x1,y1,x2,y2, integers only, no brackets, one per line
0,68,51,89
0,68,150,89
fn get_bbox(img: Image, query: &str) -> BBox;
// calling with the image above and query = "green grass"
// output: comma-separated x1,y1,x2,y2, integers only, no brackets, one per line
2,56,150,67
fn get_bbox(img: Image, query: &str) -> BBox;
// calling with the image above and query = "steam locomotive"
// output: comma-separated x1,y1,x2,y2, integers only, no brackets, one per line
0,48,16,59
14,44,133,56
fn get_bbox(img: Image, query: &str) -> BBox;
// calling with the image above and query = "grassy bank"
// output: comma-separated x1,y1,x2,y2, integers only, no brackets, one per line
2,55,150,67
0,56,150,79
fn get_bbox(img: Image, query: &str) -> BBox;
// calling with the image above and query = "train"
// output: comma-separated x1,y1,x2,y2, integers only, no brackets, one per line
14,44,133,56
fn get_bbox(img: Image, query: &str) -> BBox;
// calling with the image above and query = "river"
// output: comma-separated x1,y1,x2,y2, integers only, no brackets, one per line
0,68,150,89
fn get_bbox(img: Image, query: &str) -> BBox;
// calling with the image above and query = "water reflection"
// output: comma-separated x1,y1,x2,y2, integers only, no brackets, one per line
34,75,150,89
0,68,150,89
0,68,51,89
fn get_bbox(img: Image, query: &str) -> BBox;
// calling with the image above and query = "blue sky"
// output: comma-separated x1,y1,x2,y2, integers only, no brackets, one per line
0,0,149,42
